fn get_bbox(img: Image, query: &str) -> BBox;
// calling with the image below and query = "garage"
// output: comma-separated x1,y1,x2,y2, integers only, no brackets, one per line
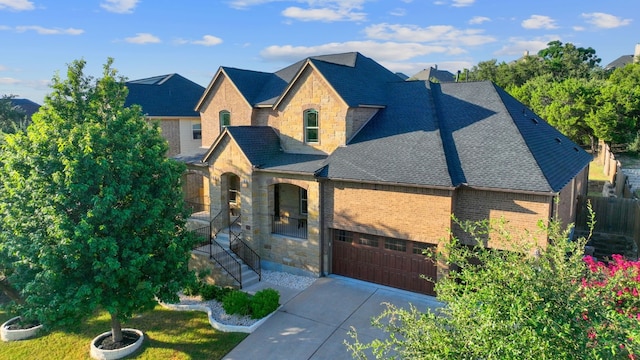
331,229,437,296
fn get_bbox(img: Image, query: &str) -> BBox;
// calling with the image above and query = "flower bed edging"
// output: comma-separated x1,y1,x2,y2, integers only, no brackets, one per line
159,302,277,333
1,316,43,342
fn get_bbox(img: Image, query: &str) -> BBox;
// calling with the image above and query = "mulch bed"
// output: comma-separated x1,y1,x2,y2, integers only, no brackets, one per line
95,331,140,350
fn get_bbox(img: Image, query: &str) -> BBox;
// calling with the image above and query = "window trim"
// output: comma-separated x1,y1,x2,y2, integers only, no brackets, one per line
192,122,202,140
304,109,319,144
219,110,230,132
299,188,308,215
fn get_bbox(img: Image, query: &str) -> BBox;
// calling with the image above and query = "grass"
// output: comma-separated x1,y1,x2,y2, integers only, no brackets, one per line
0,305,248,359
588,158,610,182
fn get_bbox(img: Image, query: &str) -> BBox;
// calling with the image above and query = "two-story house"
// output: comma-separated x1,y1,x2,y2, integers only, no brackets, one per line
124,73,205,158
190,52,591,295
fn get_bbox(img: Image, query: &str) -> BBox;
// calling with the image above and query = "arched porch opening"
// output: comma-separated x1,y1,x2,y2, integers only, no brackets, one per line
270,183,308,239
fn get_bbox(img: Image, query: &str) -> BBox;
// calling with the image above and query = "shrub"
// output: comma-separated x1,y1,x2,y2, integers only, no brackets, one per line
199,284,218,300
182,278,202,297
222,290,251,316
250,288,280,319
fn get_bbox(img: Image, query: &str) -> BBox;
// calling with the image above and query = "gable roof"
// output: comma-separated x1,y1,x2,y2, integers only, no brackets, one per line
408,67,456,83
199,52,405,109
605,55,634,70
201,52,591,194
125,73,204,117
203,126,327,175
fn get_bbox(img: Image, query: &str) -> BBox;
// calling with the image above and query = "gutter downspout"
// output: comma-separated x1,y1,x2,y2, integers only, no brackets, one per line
318,178,326,276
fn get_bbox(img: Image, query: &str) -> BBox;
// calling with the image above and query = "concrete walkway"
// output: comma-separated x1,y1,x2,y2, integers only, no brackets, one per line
224,276,442,360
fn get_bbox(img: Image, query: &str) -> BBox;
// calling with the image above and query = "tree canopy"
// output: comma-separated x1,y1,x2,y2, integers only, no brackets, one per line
347,216,640,359
0,59,196,342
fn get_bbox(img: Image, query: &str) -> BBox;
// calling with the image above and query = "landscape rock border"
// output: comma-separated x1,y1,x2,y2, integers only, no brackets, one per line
90,328,144,360
1,316,43,342
160,302,275,333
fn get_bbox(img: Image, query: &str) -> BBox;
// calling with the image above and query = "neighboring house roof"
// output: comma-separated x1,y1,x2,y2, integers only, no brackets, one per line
125,73,204,117
605,55,634,70
202,52,592,195
10,98,40,119
408,67,456,83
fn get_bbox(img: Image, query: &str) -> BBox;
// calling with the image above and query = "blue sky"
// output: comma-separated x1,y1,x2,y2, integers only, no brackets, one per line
1,0,637,104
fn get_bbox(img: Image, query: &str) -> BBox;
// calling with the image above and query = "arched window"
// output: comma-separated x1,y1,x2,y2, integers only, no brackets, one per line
304,109,319,143
219,110,230,131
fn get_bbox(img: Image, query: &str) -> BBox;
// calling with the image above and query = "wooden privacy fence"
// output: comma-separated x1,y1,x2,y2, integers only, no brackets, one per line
575,195,640,245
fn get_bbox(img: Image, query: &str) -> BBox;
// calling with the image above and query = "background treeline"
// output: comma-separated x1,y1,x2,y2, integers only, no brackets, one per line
457,40,640,153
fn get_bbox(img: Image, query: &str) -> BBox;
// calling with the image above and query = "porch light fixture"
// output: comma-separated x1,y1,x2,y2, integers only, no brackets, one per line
242,179,249,187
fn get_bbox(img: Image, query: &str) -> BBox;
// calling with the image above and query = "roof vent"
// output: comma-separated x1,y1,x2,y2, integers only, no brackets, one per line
531,118,539,124
555,137,562,143
574,147,580,152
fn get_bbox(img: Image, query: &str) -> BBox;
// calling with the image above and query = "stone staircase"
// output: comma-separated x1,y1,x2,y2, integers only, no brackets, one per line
214,231,261,288
622,168,640,195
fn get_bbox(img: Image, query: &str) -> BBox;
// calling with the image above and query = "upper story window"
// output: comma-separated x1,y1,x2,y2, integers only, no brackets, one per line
219,110,231,132
304,109,319,143
192,123,202,139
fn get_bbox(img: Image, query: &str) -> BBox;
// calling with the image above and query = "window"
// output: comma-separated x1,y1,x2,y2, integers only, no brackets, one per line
299,188,308,215
219,110,230,131
229,175,239,205
304,109,319,143
412,242,433,255
334,229,353,243
385,238,407,252
192,123,202,139
358,235,378,248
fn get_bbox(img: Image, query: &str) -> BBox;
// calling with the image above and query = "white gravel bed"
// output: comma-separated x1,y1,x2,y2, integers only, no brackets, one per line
175,270,316,327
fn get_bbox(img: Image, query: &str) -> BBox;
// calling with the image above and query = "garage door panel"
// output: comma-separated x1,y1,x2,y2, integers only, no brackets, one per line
332,230,437,296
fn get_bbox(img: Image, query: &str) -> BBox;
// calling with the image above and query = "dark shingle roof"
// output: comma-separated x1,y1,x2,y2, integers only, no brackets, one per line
223,52,404,108
319,81,452,187
408,67,456,82
204,52,591,194
222,127,327,174
605,55,634,70
125,74,204,117
9,98,40,119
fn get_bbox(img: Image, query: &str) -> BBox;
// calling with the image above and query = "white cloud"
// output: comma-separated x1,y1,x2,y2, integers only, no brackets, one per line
521,15,558,29
100,0,139,14
0,77,20,85
228,0,285,9
581,12,631,29
494,36,557,56
15,26,84,35
0,0,34,11
384,60,471,77
192,35,223,46
282,6,365,22
260,40,459,64
281,1,367,22
469,16,490,25
573,26,585,31
452,0,474,7
364,23,495,46
390,8,406,17
124,33,161,44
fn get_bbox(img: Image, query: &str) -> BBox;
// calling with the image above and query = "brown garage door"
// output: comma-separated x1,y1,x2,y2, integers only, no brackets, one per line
331,229,437,296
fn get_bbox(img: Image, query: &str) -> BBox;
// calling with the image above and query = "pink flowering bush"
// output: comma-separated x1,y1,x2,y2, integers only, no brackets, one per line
582,254,640,358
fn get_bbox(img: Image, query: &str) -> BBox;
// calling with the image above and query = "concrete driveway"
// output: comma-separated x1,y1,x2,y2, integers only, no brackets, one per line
224,275,442,360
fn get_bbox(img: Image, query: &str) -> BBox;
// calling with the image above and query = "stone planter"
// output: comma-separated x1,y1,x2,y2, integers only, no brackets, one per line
1,316,43,341
90,328,144,360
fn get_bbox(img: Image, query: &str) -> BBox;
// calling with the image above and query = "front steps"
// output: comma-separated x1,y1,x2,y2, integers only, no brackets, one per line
214,232,260,289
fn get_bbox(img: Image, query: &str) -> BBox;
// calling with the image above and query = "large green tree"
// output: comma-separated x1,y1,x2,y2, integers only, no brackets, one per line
346,217,639,359
0,59,196,343
511,75,601,150
537,40,602,80
587,63,640,145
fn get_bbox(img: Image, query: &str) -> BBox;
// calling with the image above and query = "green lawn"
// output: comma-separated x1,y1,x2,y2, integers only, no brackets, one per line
0,305,247,359
588,158,610,182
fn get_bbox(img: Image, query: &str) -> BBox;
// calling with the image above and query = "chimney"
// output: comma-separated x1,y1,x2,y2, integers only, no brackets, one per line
635,43,640,63
523,50,529,57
